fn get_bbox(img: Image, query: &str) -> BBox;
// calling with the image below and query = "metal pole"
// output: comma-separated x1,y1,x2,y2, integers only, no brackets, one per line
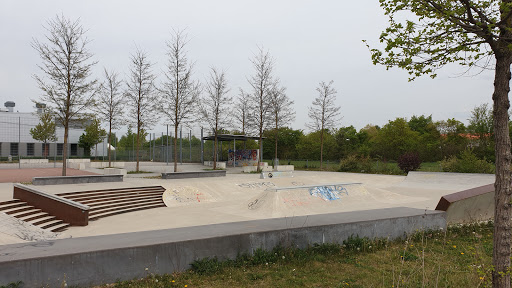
189,130,192,162
180,128,182,164
166,125,169,165
102,138,105,162
233,139,236,168
18,117,21,169
200,127,204,164
153,133,155,161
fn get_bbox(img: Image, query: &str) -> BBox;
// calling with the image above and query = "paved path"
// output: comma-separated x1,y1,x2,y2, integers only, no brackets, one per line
0,168,98,183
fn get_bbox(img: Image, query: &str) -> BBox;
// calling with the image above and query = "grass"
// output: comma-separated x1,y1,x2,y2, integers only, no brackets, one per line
95,222,494,288
127,170,153,174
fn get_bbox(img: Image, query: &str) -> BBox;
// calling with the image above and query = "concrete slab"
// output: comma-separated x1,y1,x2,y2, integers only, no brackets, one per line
0,169,494,246
0,207,446,287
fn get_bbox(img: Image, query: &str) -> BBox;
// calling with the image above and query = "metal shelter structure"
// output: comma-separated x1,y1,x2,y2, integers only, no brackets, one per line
201,134,265,167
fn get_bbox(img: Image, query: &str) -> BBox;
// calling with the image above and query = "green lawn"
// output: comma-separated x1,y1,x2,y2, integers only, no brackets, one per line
95,223,493,288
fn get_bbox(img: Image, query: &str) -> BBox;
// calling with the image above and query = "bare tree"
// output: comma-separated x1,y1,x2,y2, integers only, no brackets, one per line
199,67,231,169
125,48,157,172
243,46,277,171
234,89,250,135
307,80,341,169
32,14,97,176
269,84,295,161
159,29,201,173
95,68,124,167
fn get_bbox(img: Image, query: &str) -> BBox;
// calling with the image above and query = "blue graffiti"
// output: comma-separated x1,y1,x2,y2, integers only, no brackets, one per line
309,185,348,201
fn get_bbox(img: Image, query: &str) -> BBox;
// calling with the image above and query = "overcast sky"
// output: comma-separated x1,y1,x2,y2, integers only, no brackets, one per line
0,1,496,136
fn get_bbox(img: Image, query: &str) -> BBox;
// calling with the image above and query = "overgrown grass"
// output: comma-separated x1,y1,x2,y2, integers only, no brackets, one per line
96,222,494,288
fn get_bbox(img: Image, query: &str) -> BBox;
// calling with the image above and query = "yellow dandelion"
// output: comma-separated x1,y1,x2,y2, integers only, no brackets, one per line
453,245,456,248
480,277,484,280
172,280,175,283
461,252,464,255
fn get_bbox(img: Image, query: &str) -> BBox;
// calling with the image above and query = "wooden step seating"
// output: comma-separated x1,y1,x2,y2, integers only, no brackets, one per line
0,199,70,232
56,186,166,221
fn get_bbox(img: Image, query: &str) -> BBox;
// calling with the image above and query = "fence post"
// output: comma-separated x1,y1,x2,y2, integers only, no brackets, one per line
166,125,169,165
189,129,192,162
18,117,21,169
200,127,203,164
180,128,182,164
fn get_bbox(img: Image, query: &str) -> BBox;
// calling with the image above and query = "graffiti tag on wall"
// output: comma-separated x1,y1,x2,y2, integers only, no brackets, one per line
228,149,259,166
309,185,349,201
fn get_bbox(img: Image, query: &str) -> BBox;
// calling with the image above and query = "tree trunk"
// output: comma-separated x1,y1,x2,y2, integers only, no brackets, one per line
213,133,218,170
174,125,178,173
62,125,68,176
275,123,278,163
320,129,324,170
492,54,512,288
136,127,140,172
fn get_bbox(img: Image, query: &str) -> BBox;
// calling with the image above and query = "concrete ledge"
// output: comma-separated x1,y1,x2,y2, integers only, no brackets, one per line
32,175,123,185
243,166,272,173
13,184,89,226
435,183,494,224
260,171,293,179
67,159,91,163
103,168,127,176
67,162,86,170
161,170,226,179
19,159,49,164
203,161,226,169
275,165,294,171
0,207,445,287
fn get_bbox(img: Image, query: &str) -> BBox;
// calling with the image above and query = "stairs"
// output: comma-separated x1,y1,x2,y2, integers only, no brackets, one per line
0,199,70,232
0,186,166,232
57,186,166,221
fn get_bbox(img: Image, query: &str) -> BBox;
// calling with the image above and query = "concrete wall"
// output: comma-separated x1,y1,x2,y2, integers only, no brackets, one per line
0,207,446,287
32,175,123,185
161,170,226,179
435,183,494,224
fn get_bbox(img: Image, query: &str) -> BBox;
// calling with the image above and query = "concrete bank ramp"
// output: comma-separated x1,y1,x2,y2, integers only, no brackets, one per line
399,171,494,191
241,183,427,218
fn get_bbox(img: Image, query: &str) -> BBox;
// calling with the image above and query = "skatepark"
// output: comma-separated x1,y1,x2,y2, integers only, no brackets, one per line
0,162,496,286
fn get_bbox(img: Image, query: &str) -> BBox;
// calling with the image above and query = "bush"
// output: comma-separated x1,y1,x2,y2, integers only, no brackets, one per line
440,149,495,174
397,152,421,174
339,155,372,173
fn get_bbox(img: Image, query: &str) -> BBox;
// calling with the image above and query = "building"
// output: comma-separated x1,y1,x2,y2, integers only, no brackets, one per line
0,101,87,158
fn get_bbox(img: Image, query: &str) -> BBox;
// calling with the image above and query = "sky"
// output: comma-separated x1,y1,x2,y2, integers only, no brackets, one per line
0,0,496,137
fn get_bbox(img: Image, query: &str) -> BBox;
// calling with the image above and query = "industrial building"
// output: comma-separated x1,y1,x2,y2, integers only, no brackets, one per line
0,101,87,159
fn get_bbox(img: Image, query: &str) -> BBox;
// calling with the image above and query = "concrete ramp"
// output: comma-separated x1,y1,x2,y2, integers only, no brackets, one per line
243,183,428,218
435,184,494,224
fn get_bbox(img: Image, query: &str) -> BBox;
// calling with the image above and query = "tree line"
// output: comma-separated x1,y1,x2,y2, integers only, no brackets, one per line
31,15,343,173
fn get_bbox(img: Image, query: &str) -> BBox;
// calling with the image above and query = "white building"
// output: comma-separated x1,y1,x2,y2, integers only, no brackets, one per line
0,102,86,158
